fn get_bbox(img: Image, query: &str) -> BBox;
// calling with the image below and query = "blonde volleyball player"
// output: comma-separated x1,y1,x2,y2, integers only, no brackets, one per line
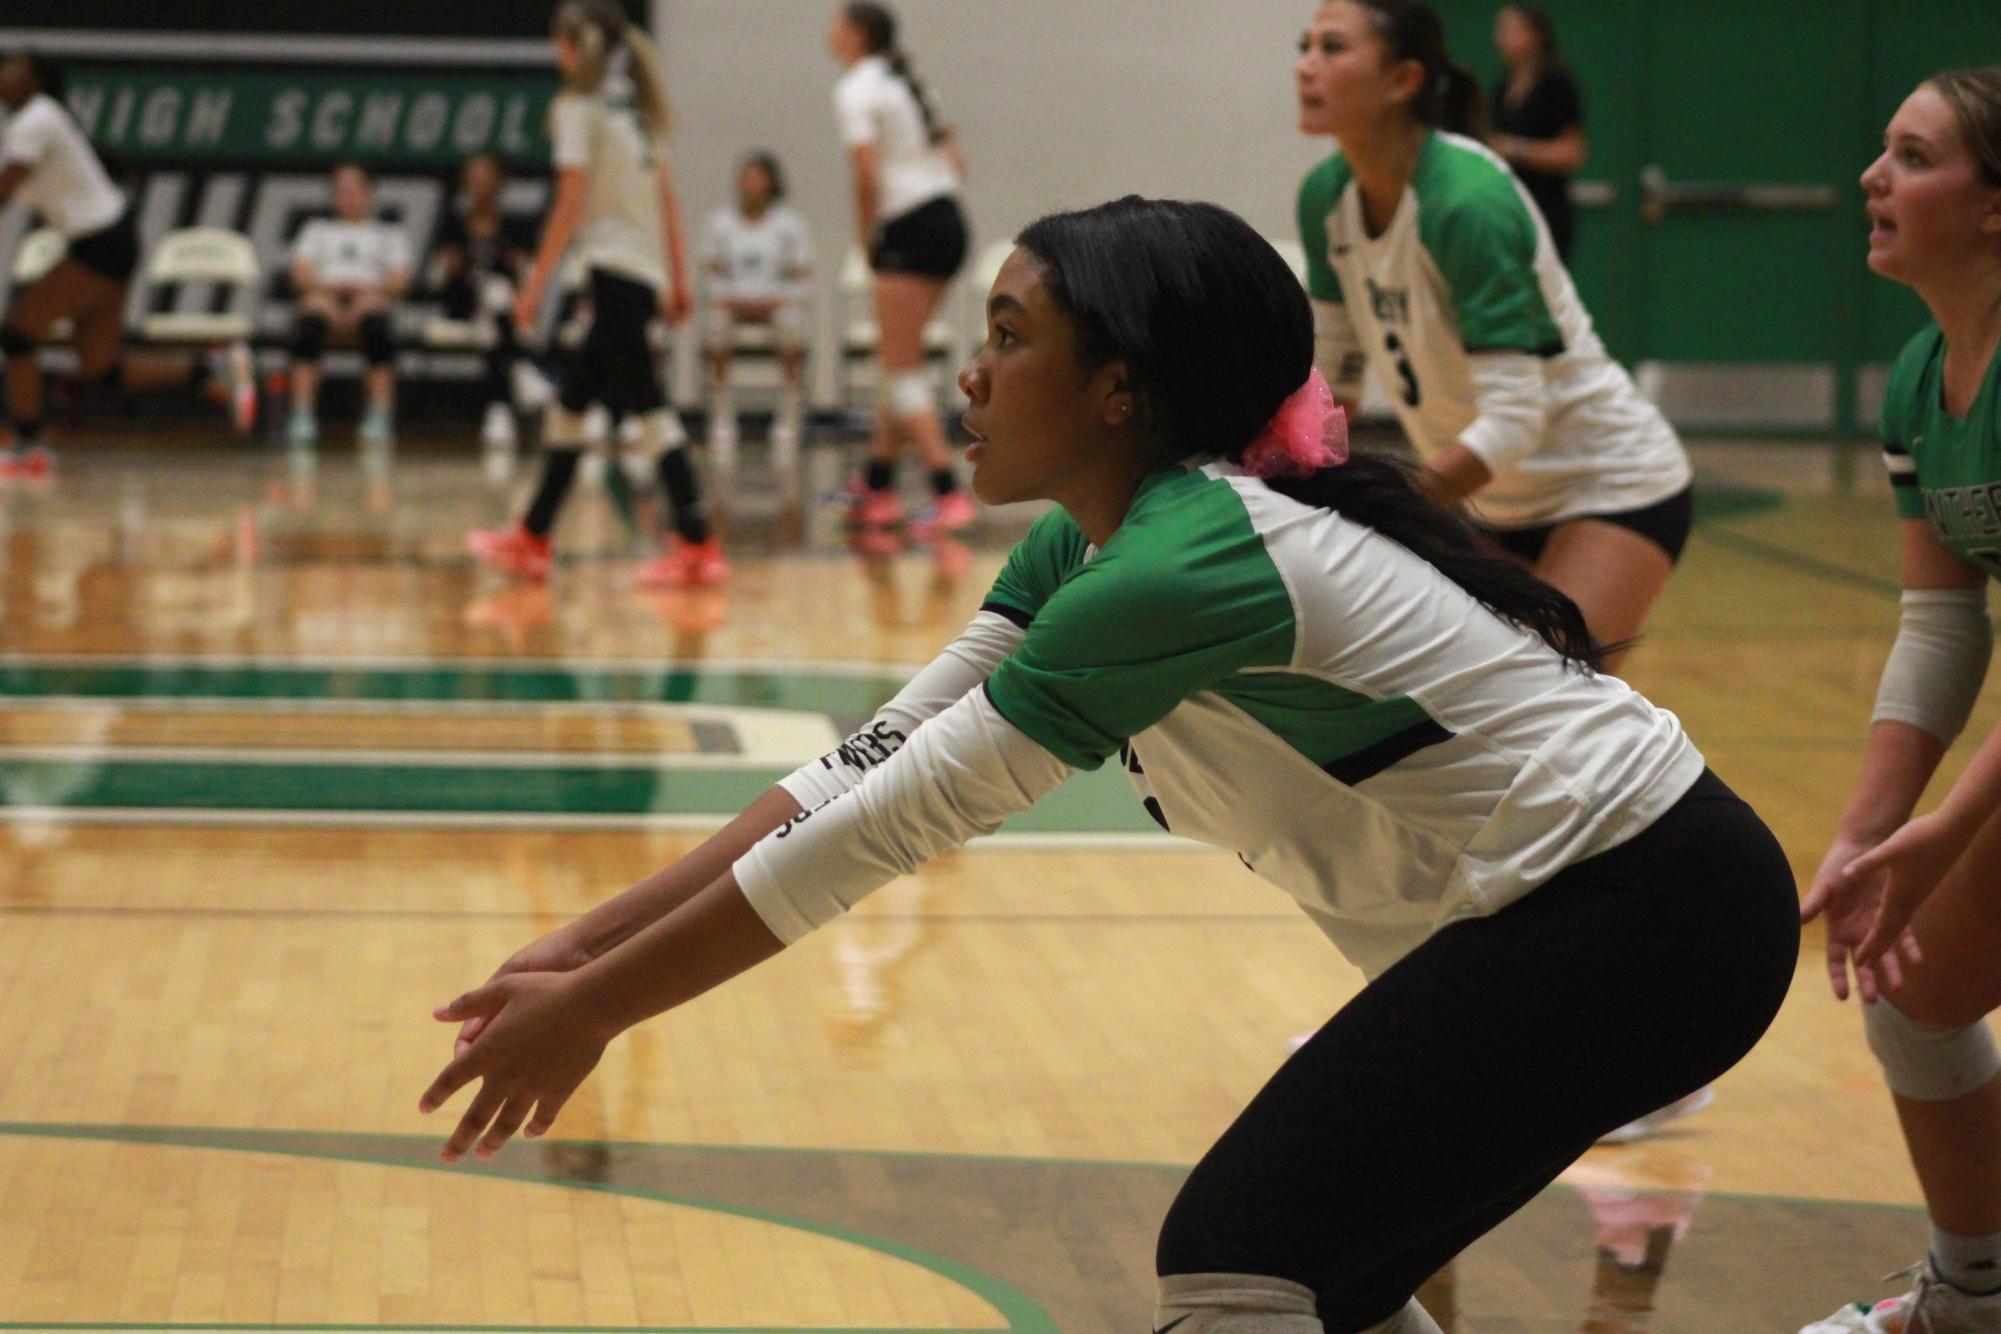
468,0,723,587
1797,67,2001,1334
420,198,1796,1334
0,50,253,476
1294,0,1689,675
831,2,976,534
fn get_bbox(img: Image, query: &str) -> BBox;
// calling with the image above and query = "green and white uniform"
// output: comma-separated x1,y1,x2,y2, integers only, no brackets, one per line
739,462,1703,978
1882,324,2001,580
1298,132,1687,529
550,86,664,290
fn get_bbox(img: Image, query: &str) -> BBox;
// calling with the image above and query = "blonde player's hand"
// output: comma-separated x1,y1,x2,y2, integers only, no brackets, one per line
420,973,610,1162
455,928,597,1057
1801,831,1923,1003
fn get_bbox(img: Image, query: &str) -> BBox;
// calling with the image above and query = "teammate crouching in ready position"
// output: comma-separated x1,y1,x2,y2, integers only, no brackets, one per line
1798,65,2001,1334
420,197,1797,1334
468,0,724,587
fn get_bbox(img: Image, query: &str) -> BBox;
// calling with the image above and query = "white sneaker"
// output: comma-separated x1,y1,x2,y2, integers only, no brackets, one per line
1800,1261,2001,1332
1597,1085,1715,1145
480,401,517,450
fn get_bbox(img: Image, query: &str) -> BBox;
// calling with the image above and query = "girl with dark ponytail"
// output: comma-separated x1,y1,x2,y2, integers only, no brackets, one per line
1294,0,1691,683
829,2,976,534
422,196,1798,1334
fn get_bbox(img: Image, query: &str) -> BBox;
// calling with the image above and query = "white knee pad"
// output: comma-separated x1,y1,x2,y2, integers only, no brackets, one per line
1154,1273,1323,1333
1864,998,2001,1102
1363,1300,1443,1334
886,368,934,418
626,408,688,461
543,405,589,450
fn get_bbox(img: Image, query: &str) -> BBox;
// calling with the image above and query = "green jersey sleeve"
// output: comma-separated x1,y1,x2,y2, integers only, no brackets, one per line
1880,326,1939,522
984,477,1296,770
1297,155,1351,305
981,507,1093,625
1418,156,1563,355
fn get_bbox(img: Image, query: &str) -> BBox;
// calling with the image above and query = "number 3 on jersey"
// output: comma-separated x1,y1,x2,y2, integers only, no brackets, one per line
1383,329,1420,407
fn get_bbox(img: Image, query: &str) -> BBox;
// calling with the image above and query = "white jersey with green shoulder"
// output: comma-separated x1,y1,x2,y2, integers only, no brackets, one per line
550,87,665,290
741,462,1704,978
1298,132,1688,529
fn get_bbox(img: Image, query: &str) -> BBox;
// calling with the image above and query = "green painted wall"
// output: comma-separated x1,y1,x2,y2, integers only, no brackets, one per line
1432,0,2000,417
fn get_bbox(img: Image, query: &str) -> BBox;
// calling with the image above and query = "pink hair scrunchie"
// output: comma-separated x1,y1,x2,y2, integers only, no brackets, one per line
1240,366,1351,480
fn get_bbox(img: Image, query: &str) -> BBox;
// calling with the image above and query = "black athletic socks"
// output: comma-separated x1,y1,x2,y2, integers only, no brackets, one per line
522,451,582,538
658,449,710,545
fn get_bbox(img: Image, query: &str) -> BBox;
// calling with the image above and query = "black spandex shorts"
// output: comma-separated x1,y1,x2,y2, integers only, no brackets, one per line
65,209,141,285
868,195,968,279
1485,485,1694,566
556,267,667,419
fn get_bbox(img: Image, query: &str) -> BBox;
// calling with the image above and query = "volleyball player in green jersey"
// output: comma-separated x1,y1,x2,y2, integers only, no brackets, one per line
416,197,1796,1334
1294,0,1690,676
1799,67,2001,1334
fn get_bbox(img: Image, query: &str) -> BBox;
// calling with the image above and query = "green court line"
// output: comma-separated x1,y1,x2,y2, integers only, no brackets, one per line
0,757,1158,833
0,662,906,724
0,1122,1049,1334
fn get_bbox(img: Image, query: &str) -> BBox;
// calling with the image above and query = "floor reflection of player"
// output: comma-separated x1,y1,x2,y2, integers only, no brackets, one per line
1563,1147,1712,1333
822,878,934,1054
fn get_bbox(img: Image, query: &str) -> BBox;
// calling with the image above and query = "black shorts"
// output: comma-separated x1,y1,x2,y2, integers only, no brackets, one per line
65,209,141,285
1485,485,1694,566
868,196,968,279
556,268,666,419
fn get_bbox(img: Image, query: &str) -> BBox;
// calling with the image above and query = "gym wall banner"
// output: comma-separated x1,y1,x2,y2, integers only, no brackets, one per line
0,3,646,357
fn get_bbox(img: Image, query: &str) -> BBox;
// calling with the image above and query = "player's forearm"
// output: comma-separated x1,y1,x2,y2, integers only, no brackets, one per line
528,182,586,292
1424,442,1495,502
1929,716,2001,842
566,785,805,959
569,870,787,1037
1837,720,1949,842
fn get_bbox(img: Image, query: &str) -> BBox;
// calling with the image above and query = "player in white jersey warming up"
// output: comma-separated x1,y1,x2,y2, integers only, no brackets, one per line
285,161,411,457
1796,66,2001,1334
831,2,976,534
469,0,722,588
418,197,1797,1334
0,50,253,478
701,150,813,482
1294,0,1689,675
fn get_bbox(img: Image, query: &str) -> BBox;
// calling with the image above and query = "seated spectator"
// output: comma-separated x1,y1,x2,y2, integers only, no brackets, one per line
702,150,812,458
434,152,544,453
287,161,410,454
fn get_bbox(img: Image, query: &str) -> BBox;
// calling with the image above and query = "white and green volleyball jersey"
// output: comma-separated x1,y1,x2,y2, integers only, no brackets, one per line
550,89,665,290
980,463,1704,977
1882,325,2001,580
1298,132,1688,529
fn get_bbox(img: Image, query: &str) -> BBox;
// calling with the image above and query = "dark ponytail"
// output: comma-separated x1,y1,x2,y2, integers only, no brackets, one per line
1015,196,1604,672
1260,454,1604,667
1352,0,1486,139
845,2,948,145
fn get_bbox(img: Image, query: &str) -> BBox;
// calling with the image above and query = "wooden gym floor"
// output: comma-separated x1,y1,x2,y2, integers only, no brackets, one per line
0,432,1985,1331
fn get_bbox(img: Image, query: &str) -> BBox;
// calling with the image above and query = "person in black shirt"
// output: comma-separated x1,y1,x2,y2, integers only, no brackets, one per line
1488,4,1586,259
434,153,542,452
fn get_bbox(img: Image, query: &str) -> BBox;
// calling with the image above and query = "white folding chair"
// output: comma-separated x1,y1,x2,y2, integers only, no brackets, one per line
135,228,262,345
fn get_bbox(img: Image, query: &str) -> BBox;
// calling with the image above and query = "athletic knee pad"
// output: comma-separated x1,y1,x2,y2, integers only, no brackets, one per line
1362,1301,1443,1334
626,408,688,460
291,312,329,361
1154,1274,1323,1333
0,324,36,358
543,405,590,450
1864,997,2001,1102
885,368,934,418
359,312,394,366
